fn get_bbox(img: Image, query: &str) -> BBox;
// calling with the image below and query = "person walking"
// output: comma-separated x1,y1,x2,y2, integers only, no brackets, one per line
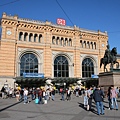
66,88,71,101
84,87,88,108
61,88,65,101
93,86,104,115
23,88,28,104
107,86,112,110
15,89,20,102
87,86,93,111
116,87,119,98
75,87,79,97
38,88,43,104
20,88,24,101
46,88,50,101
9,88,13,98
110,85,118,110
51,88,55,101
1,86,5,99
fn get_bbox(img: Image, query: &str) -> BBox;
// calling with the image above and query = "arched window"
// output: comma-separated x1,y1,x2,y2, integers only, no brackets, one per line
69,38,72,46
34,34,37,42
87,41,90,49
54,56,69,77
56,37,59,45
94,42,96,49
91,42,93,49
84,41,86,48
24,32,28,41
82,58,94,78
29,33,33,42
65,38,68,46
20,53,38,76
80,40,83,48
38,34,42,43
52,36,55,44
19,32,23,41
61,37,64,46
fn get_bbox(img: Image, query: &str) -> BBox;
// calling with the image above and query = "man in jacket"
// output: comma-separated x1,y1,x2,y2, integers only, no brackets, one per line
93,86,104,115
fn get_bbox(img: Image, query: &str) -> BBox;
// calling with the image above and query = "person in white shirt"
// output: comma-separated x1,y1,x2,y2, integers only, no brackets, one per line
84,88,88,107
87,86,93,111
23,88,28,104
9,88,13,98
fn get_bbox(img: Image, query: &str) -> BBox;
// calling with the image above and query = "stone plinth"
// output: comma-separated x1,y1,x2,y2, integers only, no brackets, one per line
99,69,120,94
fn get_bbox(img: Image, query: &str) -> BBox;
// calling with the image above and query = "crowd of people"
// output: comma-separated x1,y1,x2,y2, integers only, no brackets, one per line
0,85,120,116
83,85,120,115
0,86,73,104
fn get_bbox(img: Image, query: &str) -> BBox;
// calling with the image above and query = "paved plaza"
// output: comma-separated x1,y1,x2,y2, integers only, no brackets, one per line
0,94,120,120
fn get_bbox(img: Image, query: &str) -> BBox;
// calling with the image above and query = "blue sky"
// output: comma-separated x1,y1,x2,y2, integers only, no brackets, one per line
0,0,120,53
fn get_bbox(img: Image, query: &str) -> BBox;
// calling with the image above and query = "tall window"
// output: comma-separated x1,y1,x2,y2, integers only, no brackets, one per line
19,32,23,41
34,34,37,42
82,58,94,78
24,32,28,41
38,34,42,43
29,33,33,42
54,56,69,77
20,53,38,76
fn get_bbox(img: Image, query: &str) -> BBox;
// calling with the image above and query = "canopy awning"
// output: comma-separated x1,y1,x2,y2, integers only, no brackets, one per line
51,77,80,84
15,77,47,85
15,77,81,85
14,77,98,87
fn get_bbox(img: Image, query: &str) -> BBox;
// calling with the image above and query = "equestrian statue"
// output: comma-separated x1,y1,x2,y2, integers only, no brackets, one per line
100,42,119,72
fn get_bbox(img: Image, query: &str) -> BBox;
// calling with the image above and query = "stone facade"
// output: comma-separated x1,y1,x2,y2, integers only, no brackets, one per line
0,12,119,89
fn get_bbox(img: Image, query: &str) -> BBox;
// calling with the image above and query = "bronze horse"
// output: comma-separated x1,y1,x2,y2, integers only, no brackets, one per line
100,47,119,72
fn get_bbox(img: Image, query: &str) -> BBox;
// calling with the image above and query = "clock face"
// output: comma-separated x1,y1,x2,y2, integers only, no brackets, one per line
6,30,12,35
102,44,104,47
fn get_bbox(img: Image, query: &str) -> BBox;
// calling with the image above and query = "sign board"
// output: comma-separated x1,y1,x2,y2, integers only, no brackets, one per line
23,73,44,78
57,18,66,26
91,74,99,78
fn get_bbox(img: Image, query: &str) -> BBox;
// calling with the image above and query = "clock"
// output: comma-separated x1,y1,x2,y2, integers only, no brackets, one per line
6,30,12,35
102,44,104,47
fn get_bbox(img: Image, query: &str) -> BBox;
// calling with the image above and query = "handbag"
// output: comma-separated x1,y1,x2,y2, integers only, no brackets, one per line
35,98,39,104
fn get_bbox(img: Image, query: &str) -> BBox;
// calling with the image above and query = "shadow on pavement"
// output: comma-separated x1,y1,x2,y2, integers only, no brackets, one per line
78,102,98,115
0,100,23,112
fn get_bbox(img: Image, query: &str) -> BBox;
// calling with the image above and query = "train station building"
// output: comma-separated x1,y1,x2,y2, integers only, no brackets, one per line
0,12,119,89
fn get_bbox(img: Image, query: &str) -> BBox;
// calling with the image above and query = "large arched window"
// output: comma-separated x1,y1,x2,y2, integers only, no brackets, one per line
20,53,38,76
82,58,94,78
54,56,69,77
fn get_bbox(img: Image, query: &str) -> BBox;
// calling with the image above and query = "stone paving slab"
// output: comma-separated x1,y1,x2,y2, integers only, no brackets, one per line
0,94,120,120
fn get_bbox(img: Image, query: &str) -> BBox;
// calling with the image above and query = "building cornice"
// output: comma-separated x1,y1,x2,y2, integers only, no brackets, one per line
1,12,108,36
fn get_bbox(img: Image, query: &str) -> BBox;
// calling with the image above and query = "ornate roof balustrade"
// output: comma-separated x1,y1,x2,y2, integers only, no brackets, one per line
2,12,107,36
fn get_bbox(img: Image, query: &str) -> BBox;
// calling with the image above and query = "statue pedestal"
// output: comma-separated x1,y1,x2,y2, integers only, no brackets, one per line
99,69,120,94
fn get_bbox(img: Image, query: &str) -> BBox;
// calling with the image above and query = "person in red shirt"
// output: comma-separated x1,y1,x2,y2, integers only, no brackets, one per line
110,85,118,110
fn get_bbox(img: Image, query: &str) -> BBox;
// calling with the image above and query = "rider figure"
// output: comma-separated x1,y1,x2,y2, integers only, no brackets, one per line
104,43,111,63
